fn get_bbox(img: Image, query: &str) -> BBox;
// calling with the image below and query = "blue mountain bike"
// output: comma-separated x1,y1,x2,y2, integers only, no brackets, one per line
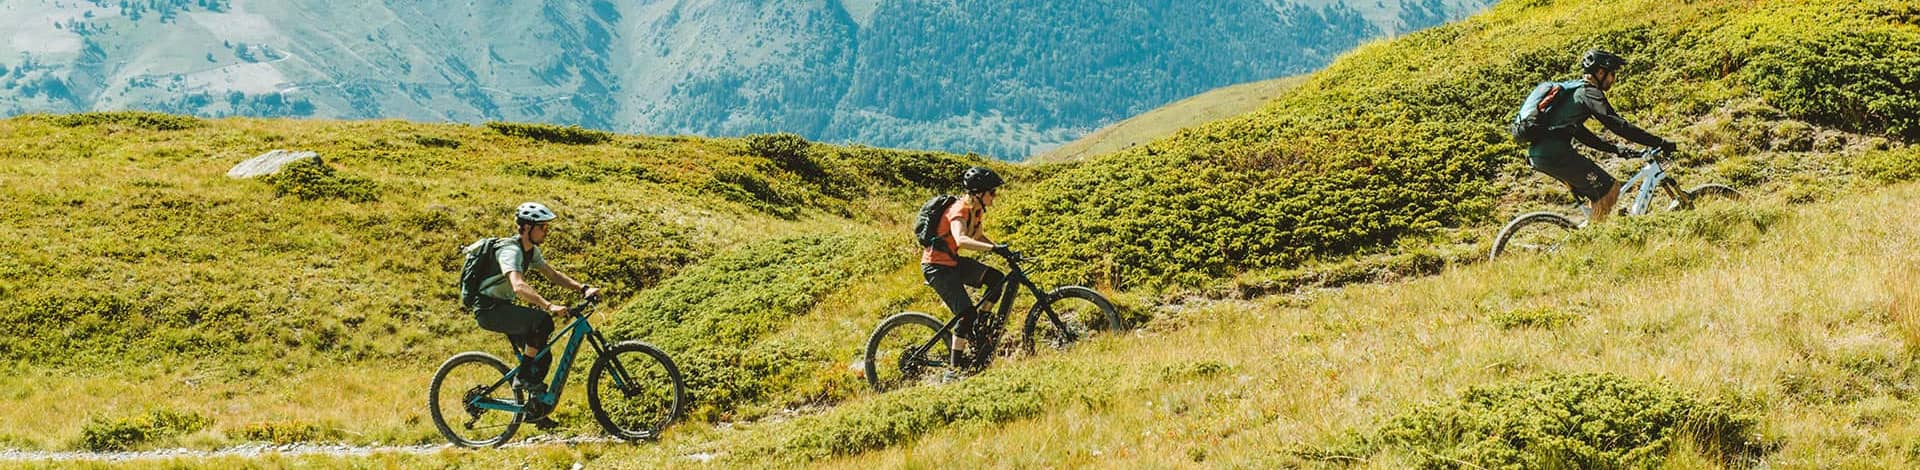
428,295,685,447
1491,147,1740,259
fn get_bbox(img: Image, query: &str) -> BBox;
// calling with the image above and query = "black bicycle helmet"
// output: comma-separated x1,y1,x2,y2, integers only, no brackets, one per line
1580,49,1627,74
961,166,1004,193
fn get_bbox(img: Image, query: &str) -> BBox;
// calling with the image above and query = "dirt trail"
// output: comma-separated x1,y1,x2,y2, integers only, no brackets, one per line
0,436,625,463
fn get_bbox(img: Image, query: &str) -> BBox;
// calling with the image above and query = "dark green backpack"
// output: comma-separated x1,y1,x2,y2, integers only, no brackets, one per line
458,238,503,310
913,194,959,253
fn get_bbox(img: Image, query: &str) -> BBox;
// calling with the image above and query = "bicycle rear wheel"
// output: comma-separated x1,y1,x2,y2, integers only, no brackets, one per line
428,352,522,448
1490,212,1579,259
587,341,685,441
1023,286,1124,354
863,312,952,392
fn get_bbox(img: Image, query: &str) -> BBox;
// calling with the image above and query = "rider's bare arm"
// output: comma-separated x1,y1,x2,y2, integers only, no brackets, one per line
508,271,559,311
949,218,995,252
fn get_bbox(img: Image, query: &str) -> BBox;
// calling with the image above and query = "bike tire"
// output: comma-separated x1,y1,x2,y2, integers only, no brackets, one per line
428,352,523,448
1686,184,1741,204
863,312,951,393
1490,212,1579,259
1022,286,1124,355
586,341,685,441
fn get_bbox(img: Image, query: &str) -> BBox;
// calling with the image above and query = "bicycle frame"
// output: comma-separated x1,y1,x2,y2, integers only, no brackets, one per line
466,300,639,415
903,255,1067,366
1616,151,1690,216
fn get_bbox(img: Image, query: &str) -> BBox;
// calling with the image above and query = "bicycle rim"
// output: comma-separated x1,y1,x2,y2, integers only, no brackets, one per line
1024,286,1122,354
428,353,522,447
1491,212,1579,259
863,313,950,392
588,342,684,441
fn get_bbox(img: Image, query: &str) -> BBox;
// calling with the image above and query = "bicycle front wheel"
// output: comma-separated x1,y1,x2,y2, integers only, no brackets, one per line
587,341,685,441
863,312,951,392
428,352,522,448
1023,286,1124,354
1490,212,1579,259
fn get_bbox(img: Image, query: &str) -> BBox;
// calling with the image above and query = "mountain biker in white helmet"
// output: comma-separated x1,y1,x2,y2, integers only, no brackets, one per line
464,202,602,428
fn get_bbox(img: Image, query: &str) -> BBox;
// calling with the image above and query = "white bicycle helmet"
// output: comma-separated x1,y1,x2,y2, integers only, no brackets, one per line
515,202,557,225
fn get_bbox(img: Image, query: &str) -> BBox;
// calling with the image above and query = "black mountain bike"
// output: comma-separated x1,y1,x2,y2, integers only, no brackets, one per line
863,250,1125,392
428,295,685,447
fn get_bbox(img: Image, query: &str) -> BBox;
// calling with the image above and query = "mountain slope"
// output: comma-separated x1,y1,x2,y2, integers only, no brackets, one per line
1002,0,1920,291
1030,75,1308,163
0,0,1494,158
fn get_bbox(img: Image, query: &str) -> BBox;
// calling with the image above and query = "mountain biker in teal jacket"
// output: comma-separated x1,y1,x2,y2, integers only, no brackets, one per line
1529,49,1678,223
465,202,602,427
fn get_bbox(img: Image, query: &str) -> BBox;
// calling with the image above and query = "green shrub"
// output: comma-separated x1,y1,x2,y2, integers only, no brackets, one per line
411,134,461,149
237,420,341,444
1318,373,1767,468
80,409,212,451
1002,123,1506,291
1743,24,1920,140
744,133,823,180
704,167,807,218
484,121,612,145
1489,306,1580,330
501,160,654,184
1850,146,1920,184
264,158,379,202
52,111,204,131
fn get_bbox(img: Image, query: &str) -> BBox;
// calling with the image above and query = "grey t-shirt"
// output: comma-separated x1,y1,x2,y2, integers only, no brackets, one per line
465,236,549,301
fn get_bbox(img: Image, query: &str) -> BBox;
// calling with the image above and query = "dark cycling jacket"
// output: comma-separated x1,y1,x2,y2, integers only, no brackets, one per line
1540,78,1670,153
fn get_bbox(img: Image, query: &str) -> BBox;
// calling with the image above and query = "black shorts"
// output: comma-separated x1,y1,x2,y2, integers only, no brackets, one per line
1528,141,1616,202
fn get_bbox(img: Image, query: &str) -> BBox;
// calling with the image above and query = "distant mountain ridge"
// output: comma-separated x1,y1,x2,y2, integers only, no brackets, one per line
0,0,1491,158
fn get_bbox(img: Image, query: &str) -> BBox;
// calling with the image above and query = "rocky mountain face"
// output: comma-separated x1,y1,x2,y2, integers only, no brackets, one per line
0,0,1489,158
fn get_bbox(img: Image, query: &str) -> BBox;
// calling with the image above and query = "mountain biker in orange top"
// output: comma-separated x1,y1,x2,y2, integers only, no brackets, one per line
1529,49,1679,223
922,167,1016,367
464,202,602,426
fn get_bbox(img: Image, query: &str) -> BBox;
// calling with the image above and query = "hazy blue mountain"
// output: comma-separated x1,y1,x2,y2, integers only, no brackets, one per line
0,0,1490,158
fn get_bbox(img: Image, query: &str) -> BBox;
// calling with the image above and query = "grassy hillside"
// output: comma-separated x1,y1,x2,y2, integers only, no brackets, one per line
0,114,1011,450
5,0,1920,466
50,163,1920,469
1001,0,1919,291
1029,75,1307,163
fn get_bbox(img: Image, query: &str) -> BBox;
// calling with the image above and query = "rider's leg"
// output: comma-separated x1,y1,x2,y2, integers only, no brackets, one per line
478,302,555,388
1529,145,1618,223
924,263,977,364
1590,181,1626,224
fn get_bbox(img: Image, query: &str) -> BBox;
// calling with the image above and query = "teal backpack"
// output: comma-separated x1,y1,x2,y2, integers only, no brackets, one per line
1510,79,1586,142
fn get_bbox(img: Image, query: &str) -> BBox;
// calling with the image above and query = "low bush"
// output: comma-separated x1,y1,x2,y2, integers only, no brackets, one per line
1488,306,1581,330
484,121,612,145
264,157,380,202
80,409,212,451
52,111,204,131
1316,373,1767,468
1850,146,1920,184
237,420,341,444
